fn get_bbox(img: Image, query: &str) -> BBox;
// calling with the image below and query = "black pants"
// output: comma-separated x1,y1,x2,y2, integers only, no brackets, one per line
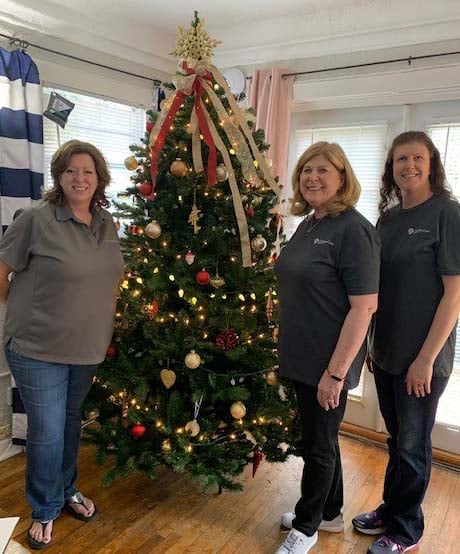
373,365,449,546
292,381,348,537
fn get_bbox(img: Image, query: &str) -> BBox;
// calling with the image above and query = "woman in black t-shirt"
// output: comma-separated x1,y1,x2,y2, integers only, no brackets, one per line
274,142,380,554
352,131,460,554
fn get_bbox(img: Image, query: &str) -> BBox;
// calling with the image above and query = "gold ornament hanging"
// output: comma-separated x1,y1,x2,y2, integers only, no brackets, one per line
185,419,200,437
230,401,246,419
188,188,202,234
170,158,188,177
145,220,162,239
210,274,225,289
216,164,228,182
160,369,176,389
251,234,267,252
161,439,172,452
265,288,274,321
185,350,201,369
124,156,138,171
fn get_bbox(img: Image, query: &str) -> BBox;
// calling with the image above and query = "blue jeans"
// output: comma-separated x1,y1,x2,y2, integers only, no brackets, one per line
5,344,96,522
292,381,348,537
373,364,449,547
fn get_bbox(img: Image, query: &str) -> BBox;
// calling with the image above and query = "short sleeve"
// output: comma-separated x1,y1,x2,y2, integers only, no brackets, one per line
0,208,35,272
338,221,381,295
437,201,460,275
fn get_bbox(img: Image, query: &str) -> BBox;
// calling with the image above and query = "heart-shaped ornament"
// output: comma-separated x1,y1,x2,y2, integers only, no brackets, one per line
160,369,176,389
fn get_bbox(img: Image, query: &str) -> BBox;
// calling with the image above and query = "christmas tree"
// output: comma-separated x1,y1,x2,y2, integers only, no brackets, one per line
84,13,298,491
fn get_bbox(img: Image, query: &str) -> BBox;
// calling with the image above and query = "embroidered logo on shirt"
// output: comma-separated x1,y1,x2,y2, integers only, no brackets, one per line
313,238,335,246
407,227,430,236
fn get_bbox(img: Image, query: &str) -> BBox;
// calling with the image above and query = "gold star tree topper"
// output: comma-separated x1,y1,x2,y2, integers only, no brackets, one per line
170,11,221,63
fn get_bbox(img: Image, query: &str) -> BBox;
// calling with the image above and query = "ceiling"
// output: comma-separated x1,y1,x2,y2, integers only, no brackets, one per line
1,1,460,84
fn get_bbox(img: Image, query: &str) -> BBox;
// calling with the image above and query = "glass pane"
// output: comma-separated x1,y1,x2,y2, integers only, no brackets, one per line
427,124,460,429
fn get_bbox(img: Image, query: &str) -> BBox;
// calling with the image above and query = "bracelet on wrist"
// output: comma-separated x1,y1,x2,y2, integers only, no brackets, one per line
326,368,344,382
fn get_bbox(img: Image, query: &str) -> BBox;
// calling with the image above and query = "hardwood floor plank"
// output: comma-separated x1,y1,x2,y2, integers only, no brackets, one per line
1,436,458,553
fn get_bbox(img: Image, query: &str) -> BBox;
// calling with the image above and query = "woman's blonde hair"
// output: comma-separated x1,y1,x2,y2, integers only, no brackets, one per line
44,140,111,210
290,141,361,217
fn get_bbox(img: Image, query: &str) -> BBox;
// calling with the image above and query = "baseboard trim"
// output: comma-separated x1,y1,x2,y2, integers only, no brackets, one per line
340,422,460,469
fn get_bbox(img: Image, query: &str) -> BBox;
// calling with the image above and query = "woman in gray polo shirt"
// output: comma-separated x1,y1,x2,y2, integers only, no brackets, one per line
274,142,380,554
0,140,124,549
353,131,460,554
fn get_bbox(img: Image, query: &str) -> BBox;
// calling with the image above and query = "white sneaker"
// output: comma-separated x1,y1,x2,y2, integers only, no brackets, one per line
275,529,318,554
281,512,344,533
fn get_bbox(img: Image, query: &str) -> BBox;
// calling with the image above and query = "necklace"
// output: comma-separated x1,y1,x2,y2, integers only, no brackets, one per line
305,214,326,235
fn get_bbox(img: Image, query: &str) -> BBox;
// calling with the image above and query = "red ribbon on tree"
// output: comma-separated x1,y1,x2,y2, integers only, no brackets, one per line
149,91,186,195
149,63,217,191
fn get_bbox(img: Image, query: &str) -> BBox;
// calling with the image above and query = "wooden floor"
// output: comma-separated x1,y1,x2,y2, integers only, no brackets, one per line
0,436,459,553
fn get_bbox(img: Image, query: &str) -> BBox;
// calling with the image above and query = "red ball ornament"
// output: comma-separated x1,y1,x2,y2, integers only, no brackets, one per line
138,182,153,197
146,121,154,133
129,423,146,439
196,268,211,286
129,224,139,235
106,344,116,359
215,328,239,350
245,206,255,217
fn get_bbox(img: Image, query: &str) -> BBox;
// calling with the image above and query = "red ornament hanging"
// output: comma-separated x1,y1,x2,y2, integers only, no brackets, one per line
215,328,239,350
145,300,159,320
196,268,211,285
129,423,146,439
269,213,283,233
252,447,264,477
138,182,153,197
105,344,116,359
245,206,255,217
128,224,139,235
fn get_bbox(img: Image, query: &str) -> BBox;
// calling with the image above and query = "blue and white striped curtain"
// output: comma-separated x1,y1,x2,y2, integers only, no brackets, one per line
0,47,44,445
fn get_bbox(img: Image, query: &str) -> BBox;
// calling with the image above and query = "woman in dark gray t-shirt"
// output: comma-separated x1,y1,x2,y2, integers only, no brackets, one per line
0,140,124,550
352,132,460,554
274,142,380,554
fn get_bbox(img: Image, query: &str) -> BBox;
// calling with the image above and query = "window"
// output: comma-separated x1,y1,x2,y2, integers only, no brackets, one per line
43,87,146,202
293,125,388,225
427,124,460,199
427,123,460,428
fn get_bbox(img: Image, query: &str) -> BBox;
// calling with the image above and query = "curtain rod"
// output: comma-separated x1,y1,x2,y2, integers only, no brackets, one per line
247,50,460,79
0,32,162,86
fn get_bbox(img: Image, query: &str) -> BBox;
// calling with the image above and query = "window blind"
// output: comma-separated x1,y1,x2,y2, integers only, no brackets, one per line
43,87,146,202
293,124,388,225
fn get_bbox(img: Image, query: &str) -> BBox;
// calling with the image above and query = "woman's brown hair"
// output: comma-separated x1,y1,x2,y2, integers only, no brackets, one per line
379,131,452,216
44,140,111,210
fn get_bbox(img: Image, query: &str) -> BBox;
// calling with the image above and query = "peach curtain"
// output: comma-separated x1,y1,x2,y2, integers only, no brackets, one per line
247,68,294,187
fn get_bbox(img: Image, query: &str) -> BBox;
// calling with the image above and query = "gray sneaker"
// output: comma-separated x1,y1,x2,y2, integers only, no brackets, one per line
280,512,344,533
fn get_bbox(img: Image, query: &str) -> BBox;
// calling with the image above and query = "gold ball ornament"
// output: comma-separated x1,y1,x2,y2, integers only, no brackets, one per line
124,156,138,171
185,419,200,437
145,220,162,239
251,234,267,252
170,158,188,177
265,369,280,386
185,350,201,369
210,274,225,289
216,164,228,182
160,369,176,389
230,401,247,419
